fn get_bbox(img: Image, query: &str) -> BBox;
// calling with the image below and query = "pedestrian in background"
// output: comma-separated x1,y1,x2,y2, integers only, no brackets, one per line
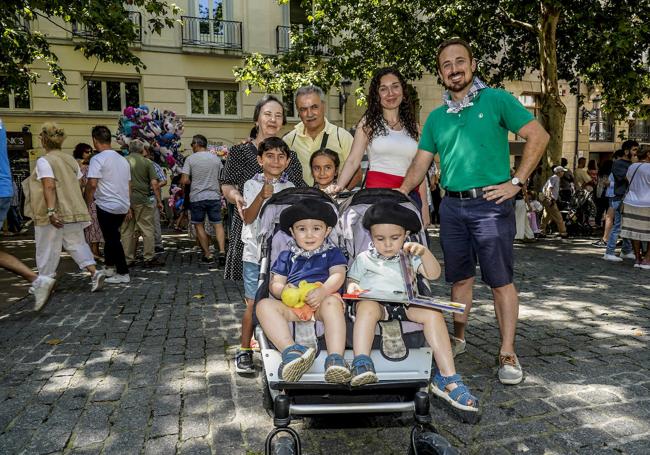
181,134,226,264
23,123,105,310
540,166,568,238
620,147,650,269
148,148,169,253
121,139,164,268
85,125,132,283
603,140,638,262
75,142,103,259
0,118,40,303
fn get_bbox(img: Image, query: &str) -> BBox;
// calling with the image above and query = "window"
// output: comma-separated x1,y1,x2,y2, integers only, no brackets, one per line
0,78,30,110
518,93,541,119
283,91,296,119
85,78,140,112
188,82,239,117
289,1,309,25
197,0,223,36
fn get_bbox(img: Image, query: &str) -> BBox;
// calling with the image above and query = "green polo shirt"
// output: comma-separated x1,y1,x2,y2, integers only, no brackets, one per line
419,88,534,191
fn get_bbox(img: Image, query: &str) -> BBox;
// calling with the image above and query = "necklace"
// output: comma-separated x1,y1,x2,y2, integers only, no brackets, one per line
385,118,401,130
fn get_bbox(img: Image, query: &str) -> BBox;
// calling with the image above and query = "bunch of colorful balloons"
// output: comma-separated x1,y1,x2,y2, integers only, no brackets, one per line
116,105,185,173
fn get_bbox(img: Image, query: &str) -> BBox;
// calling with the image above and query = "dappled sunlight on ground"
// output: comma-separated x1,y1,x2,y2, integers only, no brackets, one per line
0,233,648,454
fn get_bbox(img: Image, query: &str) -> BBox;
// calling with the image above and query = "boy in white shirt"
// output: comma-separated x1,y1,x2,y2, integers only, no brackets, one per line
236,137,294,374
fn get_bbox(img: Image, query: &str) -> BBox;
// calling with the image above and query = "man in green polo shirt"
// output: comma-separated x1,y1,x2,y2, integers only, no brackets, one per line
399,38,549,385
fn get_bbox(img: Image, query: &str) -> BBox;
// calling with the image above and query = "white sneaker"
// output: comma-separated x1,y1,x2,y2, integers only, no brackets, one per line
102,267,116,278
33,276,56,311
91,271,105,292
620,252,636,260
105,273,130,284
603,253,623,262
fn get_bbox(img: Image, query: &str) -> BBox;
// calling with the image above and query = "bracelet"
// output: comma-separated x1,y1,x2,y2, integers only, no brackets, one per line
47,208,56,215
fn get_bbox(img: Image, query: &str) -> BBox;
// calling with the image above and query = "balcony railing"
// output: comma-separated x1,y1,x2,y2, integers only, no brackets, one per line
181,16,242,50
628,123,650,142
72,11,142,42
276,25,330,55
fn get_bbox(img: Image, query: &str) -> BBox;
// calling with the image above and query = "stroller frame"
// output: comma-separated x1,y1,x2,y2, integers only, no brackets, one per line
254,188,459,454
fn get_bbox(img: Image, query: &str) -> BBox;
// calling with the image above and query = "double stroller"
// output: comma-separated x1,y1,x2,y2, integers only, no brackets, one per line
253,187,462,455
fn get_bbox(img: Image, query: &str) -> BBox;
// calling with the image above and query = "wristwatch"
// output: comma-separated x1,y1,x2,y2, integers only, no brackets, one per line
511,177,524,187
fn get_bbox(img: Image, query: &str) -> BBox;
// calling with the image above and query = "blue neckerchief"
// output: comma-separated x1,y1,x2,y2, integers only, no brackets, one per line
252,172,289,184
443,77,488,114
288,239,333,262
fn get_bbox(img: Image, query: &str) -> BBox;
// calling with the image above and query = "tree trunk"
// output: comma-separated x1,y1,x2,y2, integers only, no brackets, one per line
537,2,566,183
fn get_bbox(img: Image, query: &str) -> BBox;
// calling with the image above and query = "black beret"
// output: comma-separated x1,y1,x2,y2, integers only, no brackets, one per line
362,202,421,233
279,200,338,234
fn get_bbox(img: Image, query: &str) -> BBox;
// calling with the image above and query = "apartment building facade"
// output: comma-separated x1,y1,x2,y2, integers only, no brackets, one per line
2,0,646,182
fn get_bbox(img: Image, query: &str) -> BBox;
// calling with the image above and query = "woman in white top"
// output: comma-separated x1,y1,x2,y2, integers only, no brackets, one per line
328,68,429,224
621,147,650,269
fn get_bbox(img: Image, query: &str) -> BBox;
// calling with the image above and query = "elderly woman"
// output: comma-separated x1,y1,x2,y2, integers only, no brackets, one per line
74,142,103,258
327,67,429,224
621,147,650,269
220,94,306,374
23,123,105,310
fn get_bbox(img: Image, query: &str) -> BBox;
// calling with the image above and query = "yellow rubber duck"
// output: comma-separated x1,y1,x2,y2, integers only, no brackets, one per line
281,280,322,309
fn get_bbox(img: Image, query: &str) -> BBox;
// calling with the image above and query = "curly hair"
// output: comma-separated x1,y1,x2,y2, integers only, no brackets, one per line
363,67,419,142
40,122,67,150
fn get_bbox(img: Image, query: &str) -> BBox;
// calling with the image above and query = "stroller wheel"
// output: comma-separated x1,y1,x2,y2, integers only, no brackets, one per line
270,436,297,455
265,428,301,455
408,428,458,455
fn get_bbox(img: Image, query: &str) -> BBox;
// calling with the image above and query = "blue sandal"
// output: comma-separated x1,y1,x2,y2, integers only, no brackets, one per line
278,344,315,382
350,354,378,387
430,370,479,414
324,353,352,384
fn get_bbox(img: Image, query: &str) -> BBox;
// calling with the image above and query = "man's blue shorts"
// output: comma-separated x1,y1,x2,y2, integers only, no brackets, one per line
439,196,516,288
190,199,222,224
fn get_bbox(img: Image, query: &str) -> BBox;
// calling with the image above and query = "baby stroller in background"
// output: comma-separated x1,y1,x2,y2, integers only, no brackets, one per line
562,188,596,237
254,187,459,455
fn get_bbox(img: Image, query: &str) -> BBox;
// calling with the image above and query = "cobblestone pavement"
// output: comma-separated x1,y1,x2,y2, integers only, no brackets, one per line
0,234,649,455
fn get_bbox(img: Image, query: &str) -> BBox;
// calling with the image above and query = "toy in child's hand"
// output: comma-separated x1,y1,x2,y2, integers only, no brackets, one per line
342,288,369,299
281,281,322,309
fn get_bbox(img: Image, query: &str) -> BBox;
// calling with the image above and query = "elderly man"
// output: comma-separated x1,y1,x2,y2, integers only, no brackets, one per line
399,38,549,385
121,139,164,268
283,85,360,187
540,166,569,238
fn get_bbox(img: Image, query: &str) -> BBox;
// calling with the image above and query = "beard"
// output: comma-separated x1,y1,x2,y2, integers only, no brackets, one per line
444,72,474,93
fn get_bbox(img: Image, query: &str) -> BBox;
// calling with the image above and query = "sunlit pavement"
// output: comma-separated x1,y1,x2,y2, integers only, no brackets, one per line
0,232,648,454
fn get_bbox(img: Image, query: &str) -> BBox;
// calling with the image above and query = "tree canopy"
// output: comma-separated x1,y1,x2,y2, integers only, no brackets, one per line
235,0,650,166
1,0,181,100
